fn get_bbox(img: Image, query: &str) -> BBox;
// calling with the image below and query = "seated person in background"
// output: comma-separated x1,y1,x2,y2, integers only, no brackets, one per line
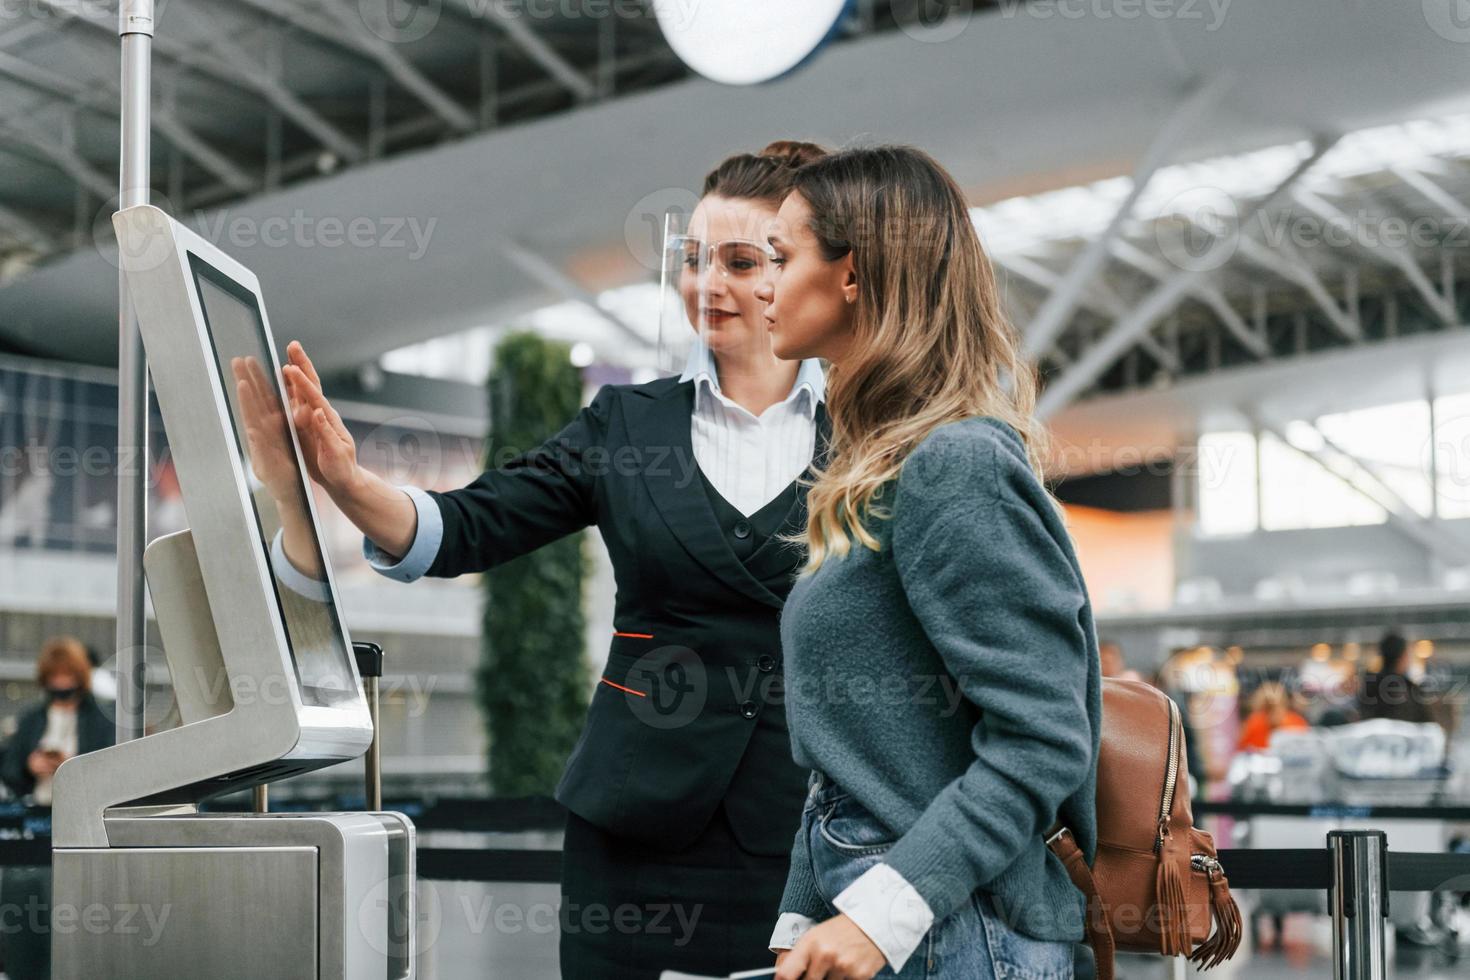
1237,681,1309,753
1358,631,1436,726
0,636,114,806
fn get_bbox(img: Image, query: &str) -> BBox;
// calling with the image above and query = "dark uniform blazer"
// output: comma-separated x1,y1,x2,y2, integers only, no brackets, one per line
425,375,830,855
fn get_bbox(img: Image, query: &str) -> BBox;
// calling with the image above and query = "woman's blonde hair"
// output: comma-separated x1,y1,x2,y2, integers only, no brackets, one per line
791,146,1048,571
37,635,92,692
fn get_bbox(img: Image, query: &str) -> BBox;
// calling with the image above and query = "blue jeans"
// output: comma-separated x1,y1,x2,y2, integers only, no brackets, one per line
801,770,1075,979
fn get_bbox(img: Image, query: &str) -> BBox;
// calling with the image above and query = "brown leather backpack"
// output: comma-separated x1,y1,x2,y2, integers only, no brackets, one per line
1047,678,1242,980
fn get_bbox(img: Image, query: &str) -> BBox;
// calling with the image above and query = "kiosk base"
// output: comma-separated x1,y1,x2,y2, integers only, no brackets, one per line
52,810,415,980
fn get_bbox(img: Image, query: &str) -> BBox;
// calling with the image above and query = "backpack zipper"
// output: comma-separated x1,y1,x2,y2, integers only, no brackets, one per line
1155,697,1181,853
1191,854,1223,877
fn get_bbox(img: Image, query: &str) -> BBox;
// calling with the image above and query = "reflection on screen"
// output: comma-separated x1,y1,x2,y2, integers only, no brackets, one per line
189,256,357,707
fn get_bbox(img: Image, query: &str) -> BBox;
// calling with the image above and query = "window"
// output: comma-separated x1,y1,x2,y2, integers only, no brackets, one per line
1197,431,1256,536
1199,399,1437,535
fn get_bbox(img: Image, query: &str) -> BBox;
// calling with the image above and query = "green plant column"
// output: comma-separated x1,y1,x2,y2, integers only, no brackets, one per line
478,331,590,796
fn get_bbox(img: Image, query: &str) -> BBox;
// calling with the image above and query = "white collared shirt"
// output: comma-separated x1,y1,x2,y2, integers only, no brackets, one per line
359,339,826,581
678,337,826,517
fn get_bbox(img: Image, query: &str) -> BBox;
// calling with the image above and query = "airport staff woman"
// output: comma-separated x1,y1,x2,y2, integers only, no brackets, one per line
759,147,1102,980
284,141,831,979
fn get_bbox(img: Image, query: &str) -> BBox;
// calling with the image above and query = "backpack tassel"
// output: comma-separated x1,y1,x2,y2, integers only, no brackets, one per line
1154,851,1192,956
1189,871,1243,971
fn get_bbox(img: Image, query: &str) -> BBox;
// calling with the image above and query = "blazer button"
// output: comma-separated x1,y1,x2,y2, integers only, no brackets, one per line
732,520,752,540
739,700,758,719
757,655,776,673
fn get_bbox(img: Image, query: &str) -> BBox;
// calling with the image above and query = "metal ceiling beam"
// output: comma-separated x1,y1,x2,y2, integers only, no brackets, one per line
1390,163,1470,226
1291,187,1457,326
1020,73,1235,361
180,45,677,210
995,253,1182,372
0,21,50,52
32,0,364,164
221,0,374,60
153,113,256,194
1037,270,1202,420
995,253,1125,320
0,49,255,194
0,118,114,199
501,239,654,349
318,0,475,133
1108,239,1271,359
0,49,88,99
448,0,597,101
169,3,366,163
1037,137,1338,420
0,202,57,253
1181,190,1363,343
228,0,476,133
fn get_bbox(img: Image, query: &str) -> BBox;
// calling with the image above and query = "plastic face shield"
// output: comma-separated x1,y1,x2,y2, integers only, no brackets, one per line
656,207,779,387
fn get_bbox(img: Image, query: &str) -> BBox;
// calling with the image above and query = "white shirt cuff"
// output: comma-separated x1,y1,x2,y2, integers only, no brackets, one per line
270,528,331,602
363,485,443,583
768,912,819,952
831,863,934,973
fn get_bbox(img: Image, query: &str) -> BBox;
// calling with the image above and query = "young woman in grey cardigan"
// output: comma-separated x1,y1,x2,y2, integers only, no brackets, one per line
758,146,1104,980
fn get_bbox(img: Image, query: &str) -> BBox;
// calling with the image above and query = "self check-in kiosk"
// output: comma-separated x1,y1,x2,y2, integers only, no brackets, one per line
51,204,415,979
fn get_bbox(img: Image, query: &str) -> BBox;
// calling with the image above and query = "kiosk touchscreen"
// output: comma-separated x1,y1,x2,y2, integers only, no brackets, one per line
51,205,414,979
190,255,358,706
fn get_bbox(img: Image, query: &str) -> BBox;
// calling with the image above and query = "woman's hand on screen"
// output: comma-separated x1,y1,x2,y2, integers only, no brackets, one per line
232,355,298,501
282,341,361,496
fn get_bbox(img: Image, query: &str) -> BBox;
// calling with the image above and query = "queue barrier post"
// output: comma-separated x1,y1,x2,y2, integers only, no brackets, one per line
1328,829,1389,980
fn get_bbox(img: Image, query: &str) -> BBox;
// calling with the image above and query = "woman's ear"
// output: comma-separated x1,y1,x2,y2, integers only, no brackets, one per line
841,252,858,305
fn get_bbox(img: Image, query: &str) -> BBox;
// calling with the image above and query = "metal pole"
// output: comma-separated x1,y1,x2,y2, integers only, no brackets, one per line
115,0,154,745
365,675,382,811
353,642,385,811
1328,830,1389,980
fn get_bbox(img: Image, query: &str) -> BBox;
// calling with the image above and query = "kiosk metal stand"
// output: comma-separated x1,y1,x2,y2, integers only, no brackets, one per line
53,201,418,979
48,11,418,970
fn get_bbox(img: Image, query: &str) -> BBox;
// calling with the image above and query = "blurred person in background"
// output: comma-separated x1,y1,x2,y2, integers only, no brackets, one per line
278,142,838,979
1236,681,1309,753
1357,640,1462,950
1358,631,1436,726
0,636,114,980
1,635,114,805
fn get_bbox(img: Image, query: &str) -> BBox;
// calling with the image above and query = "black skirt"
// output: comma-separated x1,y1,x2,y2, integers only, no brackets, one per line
559,803,790,980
